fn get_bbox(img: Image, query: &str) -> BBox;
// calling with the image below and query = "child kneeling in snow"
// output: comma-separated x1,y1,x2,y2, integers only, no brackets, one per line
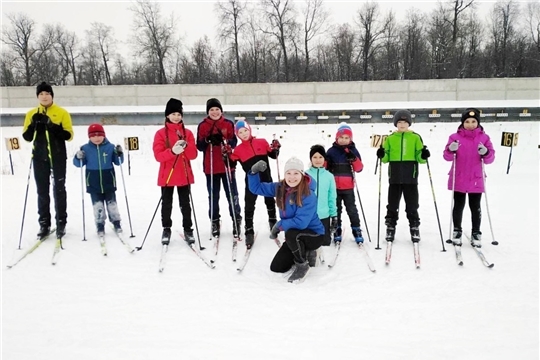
248,157,325,284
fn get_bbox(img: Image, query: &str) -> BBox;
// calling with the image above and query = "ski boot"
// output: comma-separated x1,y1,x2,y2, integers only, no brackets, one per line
268,217,277,231
385,226,395,242
245,228,255,248
56,221,66,238
410,226,421,243
97,223,105,237
113,220,123,234
352,227,364,244
184,230,195,245
37,224,51,240
232,216,242,238
161,227,171,245
211,220,220,238
471,231,482,248
452,228,463,246
333,226,342,243
288,260,310,283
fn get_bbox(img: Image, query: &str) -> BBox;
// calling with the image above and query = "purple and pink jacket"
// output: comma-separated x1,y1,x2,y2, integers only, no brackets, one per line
443,127,495,193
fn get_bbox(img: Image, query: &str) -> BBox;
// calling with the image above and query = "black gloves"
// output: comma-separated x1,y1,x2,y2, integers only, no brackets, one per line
376,148,385,159
330,217,338,233
221,144,232,160
206,133,223,146
271,139,281,150
421,146,431,160
251,160,267,174
31,113,49,131
115,145,124,156
345,149,356,162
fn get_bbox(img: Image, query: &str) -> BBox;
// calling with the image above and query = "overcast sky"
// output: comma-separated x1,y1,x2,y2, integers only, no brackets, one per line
2,1,496,59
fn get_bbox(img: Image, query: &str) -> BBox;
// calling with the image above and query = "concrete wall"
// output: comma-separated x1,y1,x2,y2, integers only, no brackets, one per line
2,78,538,109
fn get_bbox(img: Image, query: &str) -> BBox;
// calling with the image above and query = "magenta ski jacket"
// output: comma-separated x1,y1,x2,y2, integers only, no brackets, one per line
443,127,495,193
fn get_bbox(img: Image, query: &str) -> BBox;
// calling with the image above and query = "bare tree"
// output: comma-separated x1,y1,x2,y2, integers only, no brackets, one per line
300,0,328,81
0,52,18,86
87,23,116,85
216,0,247,82
51,24,79,85
426,4,453,78
260,0,299,82
355,2,387,81
331,23,359,81
525,1,540,53
129,0,177,84
377,10,400,80
488,0,520,76
2,13,37,85
400,9,430,79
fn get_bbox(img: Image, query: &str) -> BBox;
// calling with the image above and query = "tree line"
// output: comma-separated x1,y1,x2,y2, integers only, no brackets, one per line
1,0,539,87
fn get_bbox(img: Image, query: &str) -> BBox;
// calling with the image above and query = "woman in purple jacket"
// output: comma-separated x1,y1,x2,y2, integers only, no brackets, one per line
443,108,495,248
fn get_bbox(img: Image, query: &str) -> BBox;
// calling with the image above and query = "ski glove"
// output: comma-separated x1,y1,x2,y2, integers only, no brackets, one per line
421,147,431,159
271,139,281,150
221,144,232,159
206,133,223,146
344,148,356,162
376,148,385,159
251,160,267,174
172,140,186,155
115,145,124,156
330,216,338,233
76,150,85,160
478,143,488,156
448,141,459,152
269,223,280,240
31,112,49,126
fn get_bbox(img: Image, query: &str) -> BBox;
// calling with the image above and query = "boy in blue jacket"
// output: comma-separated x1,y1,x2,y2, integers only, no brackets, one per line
73,123,124,236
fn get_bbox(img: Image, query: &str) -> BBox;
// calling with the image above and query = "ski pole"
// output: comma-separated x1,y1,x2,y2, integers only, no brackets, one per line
222,140,241,238
482,158,498,245
79,157,87,241
425,155,446,252
446,153,457,244
272,134,281,181
136,155,180,251
209,143,215,234
118,160,135,238
18,159,33,250
376,157,382,250
349,162,372,243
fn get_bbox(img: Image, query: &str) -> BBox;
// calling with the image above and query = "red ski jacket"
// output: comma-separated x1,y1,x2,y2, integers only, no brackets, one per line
196,116,237,174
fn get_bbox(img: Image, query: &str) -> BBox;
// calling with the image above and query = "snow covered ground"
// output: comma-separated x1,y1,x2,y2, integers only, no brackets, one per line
2,120,538,360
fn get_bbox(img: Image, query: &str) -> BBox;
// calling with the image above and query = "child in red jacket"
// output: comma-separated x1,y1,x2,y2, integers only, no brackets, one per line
152,98,198,245
196,98,242,239
224,120,279,247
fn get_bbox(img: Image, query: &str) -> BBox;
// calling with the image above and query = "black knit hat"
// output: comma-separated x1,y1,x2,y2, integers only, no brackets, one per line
393,109,412,126
165,98,183,117
309,144,326,160
36,82,54,97
460,108,480,125
206,98,223,114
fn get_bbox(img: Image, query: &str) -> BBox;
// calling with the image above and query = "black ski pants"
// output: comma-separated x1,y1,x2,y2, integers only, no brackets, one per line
161,185,193,231
205,172,241,222
270,229,324,273
33,158,67,227
452,191,482,233
337,189,360,228
243,179,276,231
385,183,420,228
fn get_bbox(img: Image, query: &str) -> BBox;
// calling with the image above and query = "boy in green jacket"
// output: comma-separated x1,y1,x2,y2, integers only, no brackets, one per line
376,110,430,243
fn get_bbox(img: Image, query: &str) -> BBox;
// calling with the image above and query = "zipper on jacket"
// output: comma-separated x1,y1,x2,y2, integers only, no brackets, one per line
97,144,104,193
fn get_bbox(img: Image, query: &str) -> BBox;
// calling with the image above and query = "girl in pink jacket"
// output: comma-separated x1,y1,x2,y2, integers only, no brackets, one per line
443,108,495,247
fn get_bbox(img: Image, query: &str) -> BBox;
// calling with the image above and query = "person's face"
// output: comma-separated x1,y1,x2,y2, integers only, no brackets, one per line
311,153,325,168
237,127,250,141
285,170,303,187
167,112,182,124
208,107,222,120
396,120,410,132
89,135,105,145
37,91,53,107
336,135,351,146
463,118,478,130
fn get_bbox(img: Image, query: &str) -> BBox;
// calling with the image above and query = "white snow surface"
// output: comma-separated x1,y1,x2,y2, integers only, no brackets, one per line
1,120,538,360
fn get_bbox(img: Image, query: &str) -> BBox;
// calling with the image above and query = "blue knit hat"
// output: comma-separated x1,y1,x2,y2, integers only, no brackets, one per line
234,120,252,136
336,122,353,140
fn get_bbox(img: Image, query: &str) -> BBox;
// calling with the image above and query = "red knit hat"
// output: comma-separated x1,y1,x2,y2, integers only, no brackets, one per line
88,123,105,138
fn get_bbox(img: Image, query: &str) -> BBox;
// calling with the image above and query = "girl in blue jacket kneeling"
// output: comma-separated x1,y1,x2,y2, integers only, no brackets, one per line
73,123,124,236
248,156,325,284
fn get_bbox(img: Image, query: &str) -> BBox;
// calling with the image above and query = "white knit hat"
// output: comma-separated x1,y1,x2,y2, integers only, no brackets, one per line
284,156,304,173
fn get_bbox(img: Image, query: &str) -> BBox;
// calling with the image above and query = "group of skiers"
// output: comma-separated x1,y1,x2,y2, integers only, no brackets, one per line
22,82,495,283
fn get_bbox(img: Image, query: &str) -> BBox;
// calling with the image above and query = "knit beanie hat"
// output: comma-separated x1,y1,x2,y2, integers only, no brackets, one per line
284,157,304,174
165,98,183,117
393,110,412,126
234,120,252,136
309,144,326,160
336,122,353,140
206,98,223,114
36,82,54,97
88,123,105,138
460,108,481,125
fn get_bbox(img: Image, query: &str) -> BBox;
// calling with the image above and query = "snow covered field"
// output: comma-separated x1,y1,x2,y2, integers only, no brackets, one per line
2,120,538,360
